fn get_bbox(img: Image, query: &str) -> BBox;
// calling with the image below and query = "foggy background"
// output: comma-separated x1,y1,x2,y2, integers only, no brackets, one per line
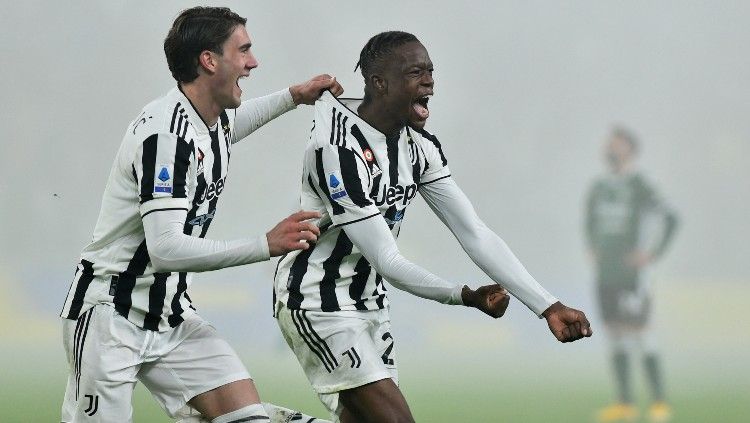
1,1,748,421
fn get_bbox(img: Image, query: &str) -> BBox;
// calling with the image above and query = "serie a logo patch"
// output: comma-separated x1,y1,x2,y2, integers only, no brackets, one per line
329,173,348,200
155,164,173,193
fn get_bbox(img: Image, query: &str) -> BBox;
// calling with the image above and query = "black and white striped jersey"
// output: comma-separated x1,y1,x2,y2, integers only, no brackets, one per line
274,91,451,313
61,86,245,331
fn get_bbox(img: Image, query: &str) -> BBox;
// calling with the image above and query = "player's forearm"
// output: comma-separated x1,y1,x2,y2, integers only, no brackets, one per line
458,226,558,316
233,88,296,142
142,209,270,272
343,217,464,305
420,178,557,316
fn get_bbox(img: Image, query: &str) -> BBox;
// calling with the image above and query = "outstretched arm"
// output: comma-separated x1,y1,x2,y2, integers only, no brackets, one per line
419,176,558,316
342,216,509,318
234,75,344,142
419,177,592,341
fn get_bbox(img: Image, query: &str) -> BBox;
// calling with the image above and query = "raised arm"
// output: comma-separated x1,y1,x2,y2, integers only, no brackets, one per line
234,75,344,142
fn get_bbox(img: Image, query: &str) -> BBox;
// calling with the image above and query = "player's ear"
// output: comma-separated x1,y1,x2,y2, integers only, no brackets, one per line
197,50,218,75
370,74,387,93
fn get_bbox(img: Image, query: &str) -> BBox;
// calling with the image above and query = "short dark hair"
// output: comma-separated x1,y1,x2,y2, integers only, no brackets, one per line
356,31,420,80
164,7,247,83
611,125,639,154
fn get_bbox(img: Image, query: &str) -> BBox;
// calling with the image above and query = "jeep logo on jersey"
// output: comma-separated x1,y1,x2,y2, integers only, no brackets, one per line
373,183,418,207
196,176,227,205
188,209,216,226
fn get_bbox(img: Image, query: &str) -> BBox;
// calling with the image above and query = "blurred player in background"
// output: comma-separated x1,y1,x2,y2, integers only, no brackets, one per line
586,127,679,422
273,31,592,423
59,6,342,423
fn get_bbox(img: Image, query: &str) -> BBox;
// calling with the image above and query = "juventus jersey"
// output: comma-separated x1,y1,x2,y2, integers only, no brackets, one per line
274,91,451,313
61,86,245,331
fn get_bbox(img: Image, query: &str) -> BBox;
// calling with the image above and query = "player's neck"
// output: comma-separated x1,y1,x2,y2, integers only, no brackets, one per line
611,161,634,175
358,99,403,138
179,82,222,128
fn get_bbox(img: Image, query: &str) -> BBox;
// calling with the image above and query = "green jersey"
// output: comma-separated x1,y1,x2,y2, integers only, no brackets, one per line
585,171,678,283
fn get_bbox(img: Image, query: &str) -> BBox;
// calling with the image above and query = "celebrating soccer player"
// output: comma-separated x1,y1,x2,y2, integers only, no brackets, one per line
273,31,592,422
586,127,679,423
59,7,342,423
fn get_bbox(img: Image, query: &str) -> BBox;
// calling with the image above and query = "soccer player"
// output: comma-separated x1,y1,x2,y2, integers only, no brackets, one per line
273,31,592,423
59,7,343,423
587,127,679,423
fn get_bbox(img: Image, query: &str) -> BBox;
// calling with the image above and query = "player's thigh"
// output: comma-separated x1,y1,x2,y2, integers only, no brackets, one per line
277,305,399,417
61,305,142,422
138,314,255,420
339,378,414,423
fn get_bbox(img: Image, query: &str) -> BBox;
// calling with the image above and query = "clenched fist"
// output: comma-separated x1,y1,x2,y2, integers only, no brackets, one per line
462,284,510,318
542,302,593,343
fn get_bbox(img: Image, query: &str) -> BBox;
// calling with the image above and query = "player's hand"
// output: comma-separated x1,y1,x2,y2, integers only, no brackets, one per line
542,302,593,343
462,284,510,318
289,74,344,105
266,210,321,256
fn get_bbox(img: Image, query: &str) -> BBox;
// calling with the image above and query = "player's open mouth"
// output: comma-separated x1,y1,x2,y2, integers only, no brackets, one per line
413,94,431,120
236,75,248,88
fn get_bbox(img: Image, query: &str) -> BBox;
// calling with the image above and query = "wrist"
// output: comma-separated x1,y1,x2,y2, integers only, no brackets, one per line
289,85,302,105
460,285,475,307
541,301,563,319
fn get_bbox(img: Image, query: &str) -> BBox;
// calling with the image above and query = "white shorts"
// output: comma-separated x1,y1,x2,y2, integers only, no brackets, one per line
276,303,398,418
61,304,250,422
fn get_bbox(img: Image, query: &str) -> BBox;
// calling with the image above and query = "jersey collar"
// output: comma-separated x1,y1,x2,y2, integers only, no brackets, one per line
319,91,398,142
170,85,212,136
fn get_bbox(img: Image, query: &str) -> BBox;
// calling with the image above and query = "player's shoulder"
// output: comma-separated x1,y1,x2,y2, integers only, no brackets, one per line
589,174,610,191
409,125,439,142
408,126,448,167
629,171,659,198
408,125,444,150
310,92,366,154
127,86,205,143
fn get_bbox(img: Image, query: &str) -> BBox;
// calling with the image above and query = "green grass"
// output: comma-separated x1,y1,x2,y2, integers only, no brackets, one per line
2,350,748,422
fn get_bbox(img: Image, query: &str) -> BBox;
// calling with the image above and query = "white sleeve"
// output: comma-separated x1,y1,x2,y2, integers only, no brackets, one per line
141,208,270,272
419,177,558,316
233,88,296,142
342,215,464,305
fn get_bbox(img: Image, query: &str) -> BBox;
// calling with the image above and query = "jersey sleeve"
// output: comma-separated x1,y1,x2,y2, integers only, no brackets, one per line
419,176,558,316
133,132,193,217
233,88,296,143
636,175,679,259
308,105,381,227
415,128,451,185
